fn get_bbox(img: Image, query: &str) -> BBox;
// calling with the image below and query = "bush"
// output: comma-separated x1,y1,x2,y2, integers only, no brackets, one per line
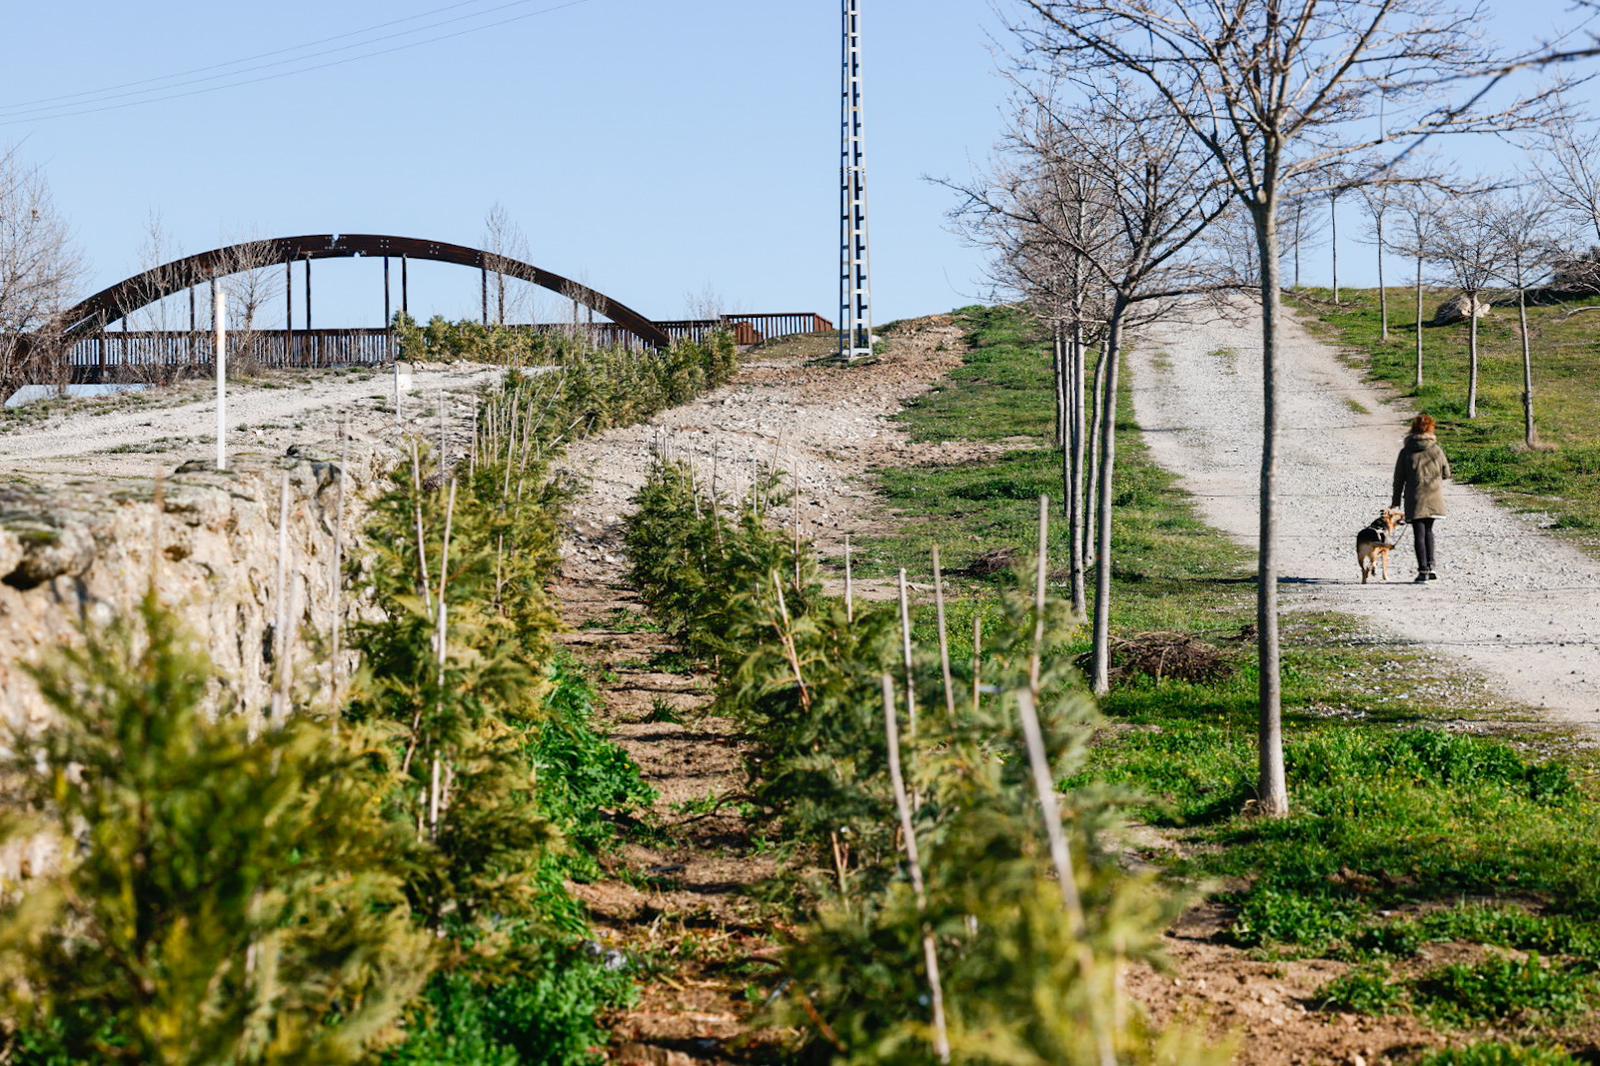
0,594,433,1065
623,454,1226,1064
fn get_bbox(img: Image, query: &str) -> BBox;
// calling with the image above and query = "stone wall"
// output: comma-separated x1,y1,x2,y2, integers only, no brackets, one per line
0,449,380,734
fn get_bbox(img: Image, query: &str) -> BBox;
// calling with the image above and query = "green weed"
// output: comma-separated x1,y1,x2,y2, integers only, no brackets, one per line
1411,955,1596,1026
1316,967,1407,1014
1417,1043,1583,1065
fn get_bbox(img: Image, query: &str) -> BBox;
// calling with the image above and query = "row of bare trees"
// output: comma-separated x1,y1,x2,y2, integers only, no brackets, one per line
0,146,81,391
956,0,1597,818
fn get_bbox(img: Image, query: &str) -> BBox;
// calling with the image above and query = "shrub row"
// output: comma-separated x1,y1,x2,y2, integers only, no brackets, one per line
623,457,1225,1063
0,335,741,1064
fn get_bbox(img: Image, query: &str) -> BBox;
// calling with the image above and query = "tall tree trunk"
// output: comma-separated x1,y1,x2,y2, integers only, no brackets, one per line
1330,195,1340,306
1254,204,1289,818
1085,343,1109,564
1414,255,1424,390
1519,286,1536,447
1089,310,1125,696
1052,325,1066,448
1066,329,1088,619
1467,301,1480,419
1376,213,1388,341
1294,204,1303,290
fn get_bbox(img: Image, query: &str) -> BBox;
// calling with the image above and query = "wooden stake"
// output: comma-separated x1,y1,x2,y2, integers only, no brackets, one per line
898,569,917,739
330,423,348,733
277,580,298,727
881,674,952,1065
1030,495,1049,698
428,755,442,839
933,546,955,719
1016,688,1116,1066
844,535,854,623
437,390,447,471
772,572,812,710
271,470,291,727
972,616,983,717
408,439,434,617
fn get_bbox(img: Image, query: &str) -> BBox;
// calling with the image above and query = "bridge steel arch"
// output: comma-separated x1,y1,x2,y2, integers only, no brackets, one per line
58,233,671,349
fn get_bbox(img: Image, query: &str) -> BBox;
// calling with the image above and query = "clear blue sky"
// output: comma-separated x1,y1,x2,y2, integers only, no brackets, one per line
3,0,1015,328
3,0,1596,329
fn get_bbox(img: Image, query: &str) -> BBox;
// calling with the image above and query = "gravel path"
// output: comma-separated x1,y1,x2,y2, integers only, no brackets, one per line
1132,300,1600,738
0,365,504,479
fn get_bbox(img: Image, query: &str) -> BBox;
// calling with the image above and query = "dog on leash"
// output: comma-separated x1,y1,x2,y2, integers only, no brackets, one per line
1356,508,1406,584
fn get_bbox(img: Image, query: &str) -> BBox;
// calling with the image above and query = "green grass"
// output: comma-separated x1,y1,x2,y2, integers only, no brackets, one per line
1291,287,1600,546
855,304,1600,1047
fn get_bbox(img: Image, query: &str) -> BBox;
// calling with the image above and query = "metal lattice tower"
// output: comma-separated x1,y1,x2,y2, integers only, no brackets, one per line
839,0,873,363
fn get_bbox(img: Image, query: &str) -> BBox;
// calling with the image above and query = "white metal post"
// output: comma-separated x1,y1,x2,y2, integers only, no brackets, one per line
214,283,228,471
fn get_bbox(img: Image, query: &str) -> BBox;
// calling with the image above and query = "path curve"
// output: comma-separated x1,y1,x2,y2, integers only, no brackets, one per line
1132,298,1600,738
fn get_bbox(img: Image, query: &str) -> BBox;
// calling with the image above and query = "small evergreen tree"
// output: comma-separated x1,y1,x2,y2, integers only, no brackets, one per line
0,593,433,1065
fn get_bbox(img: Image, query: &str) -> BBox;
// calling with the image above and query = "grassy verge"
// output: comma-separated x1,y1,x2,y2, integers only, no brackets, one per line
853,305,1600,1055
1289,287,1600,548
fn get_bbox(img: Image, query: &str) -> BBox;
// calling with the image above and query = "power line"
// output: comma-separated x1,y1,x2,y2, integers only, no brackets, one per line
0,0,597,128
0,0,511,113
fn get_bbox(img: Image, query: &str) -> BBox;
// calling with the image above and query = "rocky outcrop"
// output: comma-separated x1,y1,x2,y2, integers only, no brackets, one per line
0,450,376,734
1432,293,1492,325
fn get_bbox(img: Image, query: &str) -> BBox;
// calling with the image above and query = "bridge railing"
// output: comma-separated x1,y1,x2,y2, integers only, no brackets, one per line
59,312,838,383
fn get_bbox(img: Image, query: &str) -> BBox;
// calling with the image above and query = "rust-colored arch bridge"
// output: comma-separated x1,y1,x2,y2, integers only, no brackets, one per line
54,233,831,381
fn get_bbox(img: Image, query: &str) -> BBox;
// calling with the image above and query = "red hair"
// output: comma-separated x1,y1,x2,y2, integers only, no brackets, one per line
1410,414,1436,436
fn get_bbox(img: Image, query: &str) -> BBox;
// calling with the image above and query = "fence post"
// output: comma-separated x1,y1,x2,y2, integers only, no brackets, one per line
214,285,228,472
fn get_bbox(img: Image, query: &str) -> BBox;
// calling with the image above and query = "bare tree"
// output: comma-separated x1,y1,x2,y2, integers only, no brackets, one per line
1012,0,1567,816
1281,185,1326,291
956,81,1230,694
0,146,81,393
1358,183,1400,339
483,203,533,326
1531,101,1600,245
1393,186,1445,390
1434,200,1504,420
1492,191,1557,447
1329,190,1342,305
217,237,285,373
945,91,1114,621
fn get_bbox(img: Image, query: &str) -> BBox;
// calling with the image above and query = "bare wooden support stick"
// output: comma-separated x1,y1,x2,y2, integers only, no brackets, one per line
437,391,447,470
881,674,952,1064
933,546,955,719
270,471,291,727
771,572,812,710
330,422,348,733
429,755,442,839
278,580,298,727
844,535,854,623
1030,495,1049,698
1015,689,1116,1066
972,616,983,717
898,569,918,739
408,440,434,618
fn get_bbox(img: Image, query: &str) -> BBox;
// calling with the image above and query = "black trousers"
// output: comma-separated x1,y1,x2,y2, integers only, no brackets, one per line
1412,517,1437,573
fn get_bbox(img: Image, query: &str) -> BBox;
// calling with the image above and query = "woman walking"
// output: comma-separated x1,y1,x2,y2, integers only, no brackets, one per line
1392,414,1452,582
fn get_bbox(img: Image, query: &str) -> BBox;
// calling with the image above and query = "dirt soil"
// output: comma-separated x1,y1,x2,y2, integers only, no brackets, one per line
552,323,964,1064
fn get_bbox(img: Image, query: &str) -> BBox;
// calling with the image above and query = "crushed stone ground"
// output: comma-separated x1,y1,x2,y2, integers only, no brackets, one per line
1134,298,1600,741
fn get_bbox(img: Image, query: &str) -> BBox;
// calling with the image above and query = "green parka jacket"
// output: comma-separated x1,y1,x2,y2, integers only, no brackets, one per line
1391,433,1452,520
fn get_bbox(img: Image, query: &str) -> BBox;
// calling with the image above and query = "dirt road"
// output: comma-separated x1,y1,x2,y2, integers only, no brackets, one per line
551,323,966,1063
0,364,503,480
1132,300,1600,738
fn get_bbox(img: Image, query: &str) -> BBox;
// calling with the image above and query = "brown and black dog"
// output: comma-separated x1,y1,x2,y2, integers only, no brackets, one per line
1356,508,1406,584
